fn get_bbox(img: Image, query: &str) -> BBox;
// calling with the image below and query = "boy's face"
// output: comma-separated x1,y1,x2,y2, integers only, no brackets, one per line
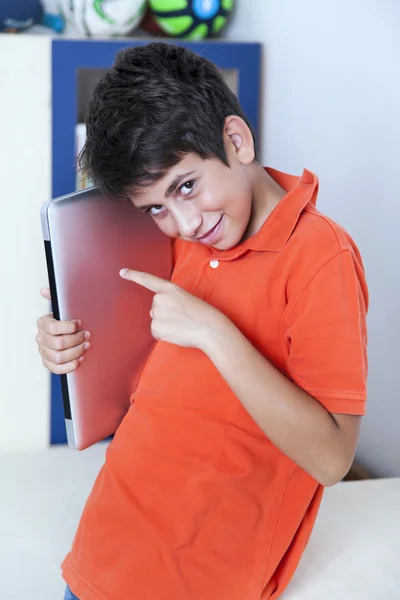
130,152,253,251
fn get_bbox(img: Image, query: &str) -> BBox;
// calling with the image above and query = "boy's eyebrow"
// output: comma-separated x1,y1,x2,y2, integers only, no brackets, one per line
165,171,196,197
134,170,197,211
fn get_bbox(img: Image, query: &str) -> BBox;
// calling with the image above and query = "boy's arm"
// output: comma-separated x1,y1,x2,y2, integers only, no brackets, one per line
121,249,367,487
202,319,361,487
201,249,367,487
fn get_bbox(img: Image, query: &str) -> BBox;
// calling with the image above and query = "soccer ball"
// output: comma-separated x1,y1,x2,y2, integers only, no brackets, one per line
58,0,147,37
148,0,235,40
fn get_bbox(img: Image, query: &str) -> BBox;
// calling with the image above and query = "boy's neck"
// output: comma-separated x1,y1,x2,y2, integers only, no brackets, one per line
243,163,287,241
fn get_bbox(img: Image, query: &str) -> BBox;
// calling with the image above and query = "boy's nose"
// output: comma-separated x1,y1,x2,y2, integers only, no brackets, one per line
174,210,203,239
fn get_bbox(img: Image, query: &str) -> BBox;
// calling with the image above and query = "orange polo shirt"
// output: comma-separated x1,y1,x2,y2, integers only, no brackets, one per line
62,168,368,600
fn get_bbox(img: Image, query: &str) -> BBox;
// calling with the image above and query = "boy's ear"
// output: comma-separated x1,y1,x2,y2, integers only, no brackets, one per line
223,115,255,165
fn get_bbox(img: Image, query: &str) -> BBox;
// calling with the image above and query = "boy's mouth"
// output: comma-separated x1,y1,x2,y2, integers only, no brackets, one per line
196,216,224,245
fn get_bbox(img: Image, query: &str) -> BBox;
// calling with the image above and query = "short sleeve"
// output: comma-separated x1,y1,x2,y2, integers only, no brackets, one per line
283,249,368,415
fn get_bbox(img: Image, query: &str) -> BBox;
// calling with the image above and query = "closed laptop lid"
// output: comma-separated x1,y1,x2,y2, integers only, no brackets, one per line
41,188,173,450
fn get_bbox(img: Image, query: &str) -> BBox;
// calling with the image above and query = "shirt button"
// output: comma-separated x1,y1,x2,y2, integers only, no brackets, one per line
210,259,220,269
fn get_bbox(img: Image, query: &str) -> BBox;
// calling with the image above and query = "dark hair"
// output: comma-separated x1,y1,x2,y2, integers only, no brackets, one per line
80,42,257,199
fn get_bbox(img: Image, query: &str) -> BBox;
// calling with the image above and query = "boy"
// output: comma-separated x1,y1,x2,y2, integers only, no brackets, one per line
36,43,368,600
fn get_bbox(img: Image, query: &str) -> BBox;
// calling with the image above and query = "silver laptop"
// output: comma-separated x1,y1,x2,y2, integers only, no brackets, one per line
41,188,173,451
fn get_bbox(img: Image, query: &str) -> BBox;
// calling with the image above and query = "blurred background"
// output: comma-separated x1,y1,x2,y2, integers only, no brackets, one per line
1,2,400,599
1,0,398,477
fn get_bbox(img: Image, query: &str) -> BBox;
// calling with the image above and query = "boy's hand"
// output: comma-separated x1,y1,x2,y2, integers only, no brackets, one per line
120,269,225,350
36,287,90,374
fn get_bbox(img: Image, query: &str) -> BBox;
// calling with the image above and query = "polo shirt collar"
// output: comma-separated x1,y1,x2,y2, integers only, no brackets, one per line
215,168,319,259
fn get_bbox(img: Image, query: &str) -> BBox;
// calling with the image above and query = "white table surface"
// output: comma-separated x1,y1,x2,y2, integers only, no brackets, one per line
1,443,399,599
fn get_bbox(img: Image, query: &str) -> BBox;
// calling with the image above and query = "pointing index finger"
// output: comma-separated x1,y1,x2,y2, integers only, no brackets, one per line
120,269,170,293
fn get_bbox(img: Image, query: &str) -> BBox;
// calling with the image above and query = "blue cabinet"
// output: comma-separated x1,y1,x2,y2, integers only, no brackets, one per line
50,39,261,444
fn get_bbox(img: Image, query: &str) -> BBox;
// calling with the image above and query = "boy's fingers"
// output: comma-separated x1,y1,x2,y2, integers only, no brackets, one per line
40,287,51,300
38,329,87,352
41,357,82,375
38,315,81,336
39,341,88,366
120,269,170,294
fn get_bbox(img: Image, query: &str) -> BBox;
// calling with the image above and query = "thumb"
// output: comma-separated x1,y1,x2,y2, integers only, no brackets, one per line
40,287,51,301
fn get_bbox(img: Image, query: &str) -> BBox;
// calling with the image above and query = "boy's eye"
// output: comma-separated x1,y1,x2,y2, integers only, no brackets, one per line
179,180,196,196
147,205,166,216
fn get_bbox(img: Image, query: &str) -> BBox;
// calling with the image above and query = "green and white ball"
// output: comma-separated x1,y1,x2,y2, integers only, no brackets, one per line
58,0,147,37
149,0,234,40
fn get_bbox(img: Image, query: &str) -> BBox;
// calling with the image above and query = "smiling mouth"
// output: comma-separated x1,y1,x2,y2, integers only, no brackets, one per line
197,216,223,241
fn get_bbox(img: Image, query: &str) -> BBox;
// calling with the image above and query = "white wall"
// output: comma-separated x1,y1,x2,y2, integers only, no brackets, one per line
227,0,400,476
1,9,399,474
0,36,51,453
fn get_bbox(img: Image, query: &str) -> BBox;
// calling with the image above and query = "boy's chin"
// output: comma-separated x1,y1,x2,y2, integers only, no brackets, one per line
210,241,232,251
210,234,243,251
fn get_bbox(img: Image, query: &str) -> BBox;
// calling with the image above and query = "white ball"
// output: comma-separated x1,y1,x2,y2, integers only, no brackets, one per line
58,0,147,37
